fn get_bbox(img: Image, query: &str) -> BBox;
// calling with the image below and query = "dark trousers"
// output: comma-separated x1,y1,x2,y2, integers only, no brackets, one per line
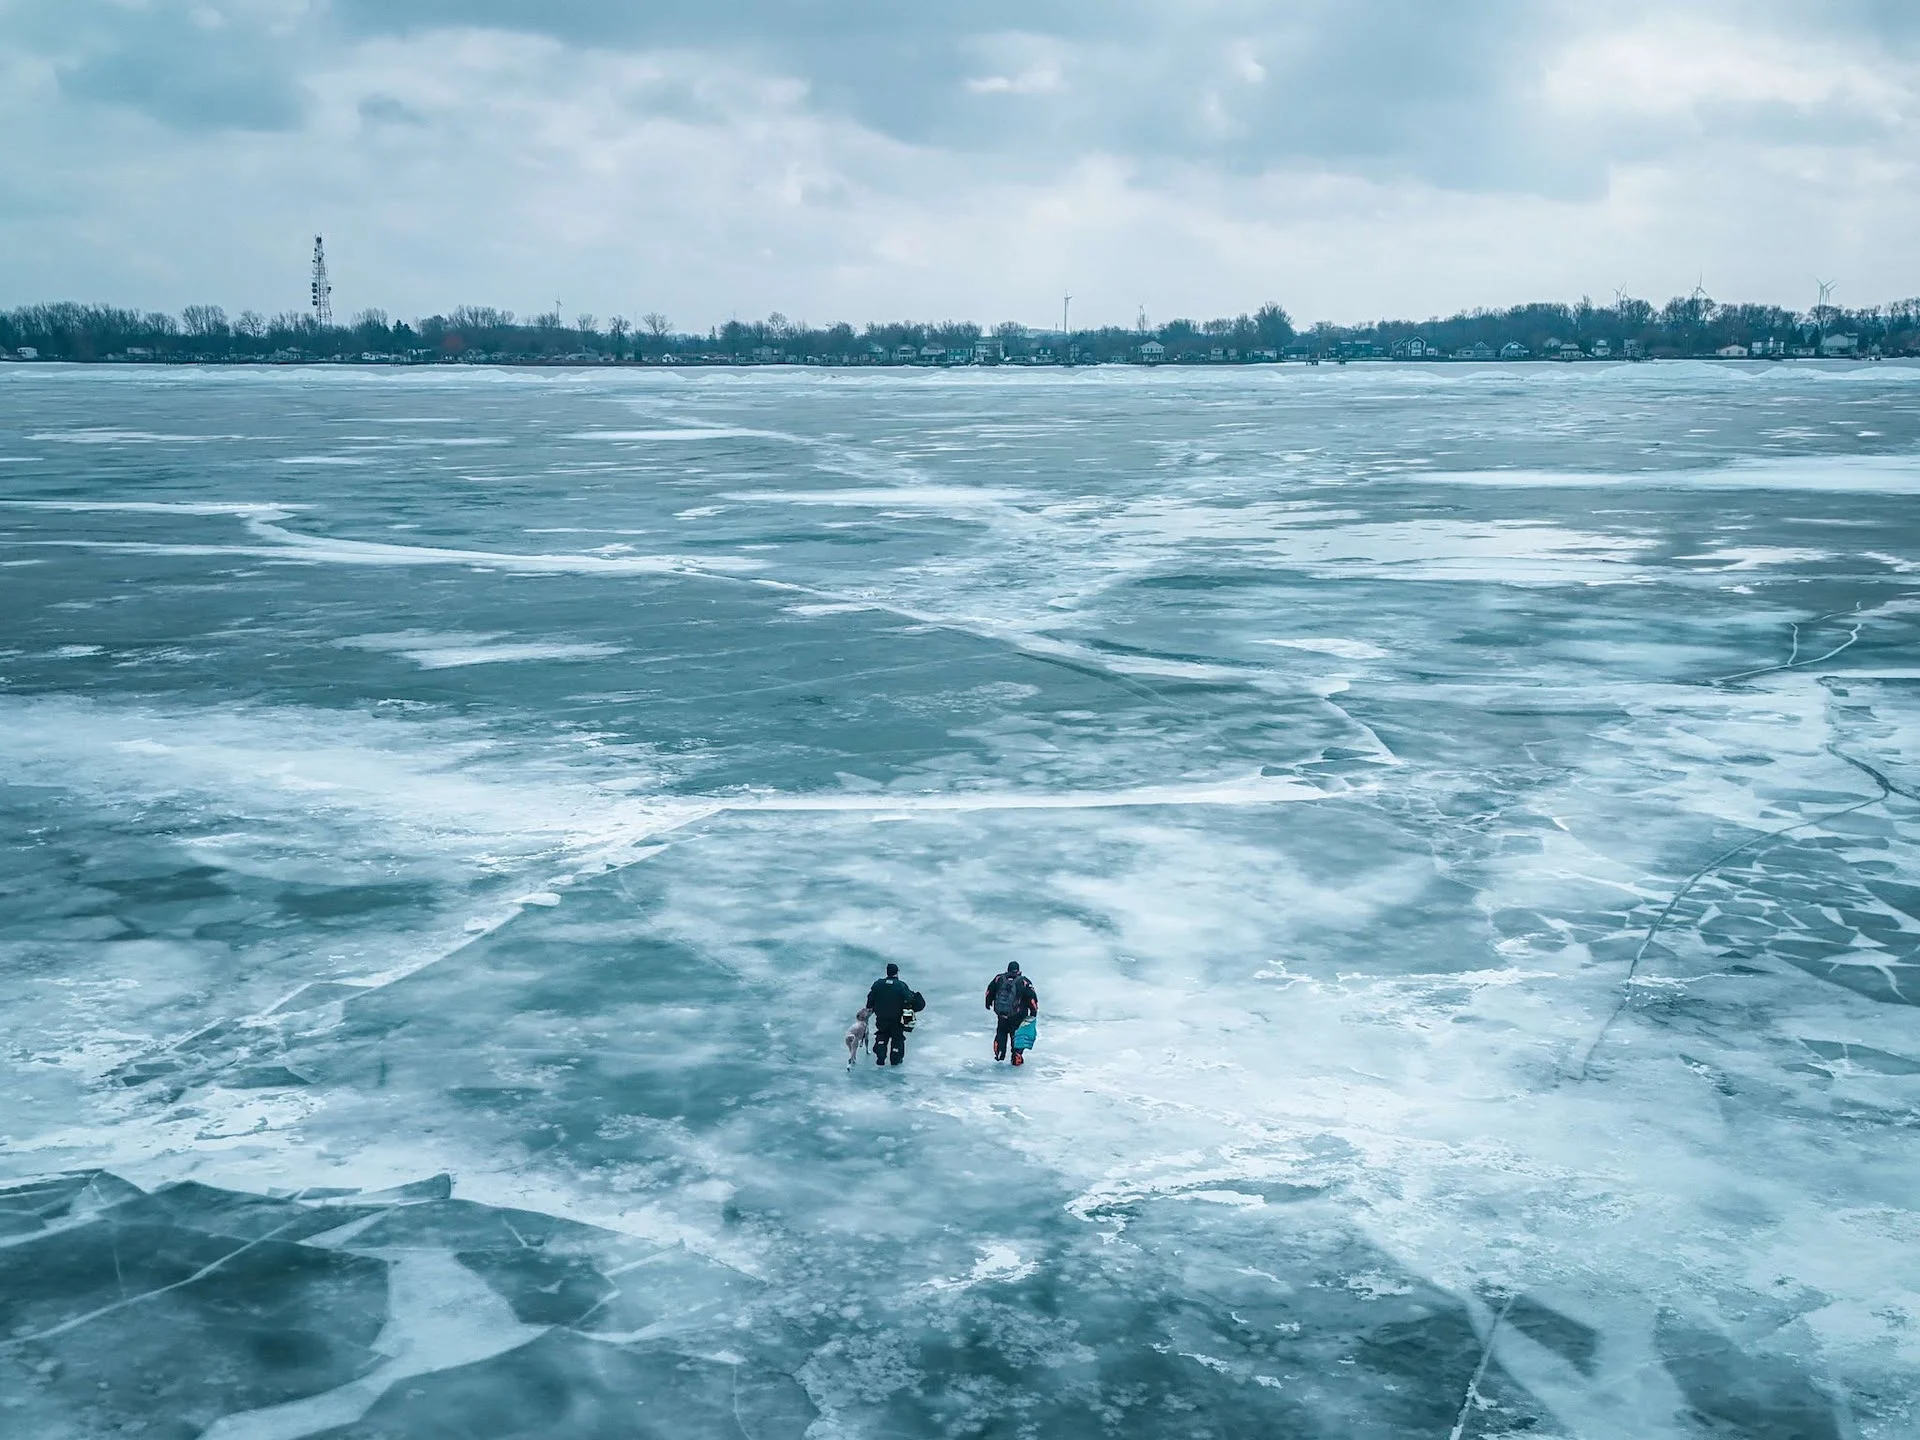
875,1023,906,1066
994,1015,1024,1058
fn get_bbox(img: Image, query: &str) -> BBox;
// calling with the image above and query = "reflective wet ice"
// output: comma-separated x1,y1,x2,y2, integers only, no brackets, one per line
2,363,1918,1438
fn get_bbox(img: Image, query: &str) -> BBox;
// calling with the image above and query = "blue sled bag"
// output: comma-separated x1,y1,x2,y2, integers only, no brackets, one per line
1013,1017,1037,1052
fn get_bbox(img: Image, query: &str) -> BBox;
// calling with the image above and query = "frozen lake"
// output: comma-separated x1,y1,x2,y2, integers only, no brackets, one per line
2,361,1918,1438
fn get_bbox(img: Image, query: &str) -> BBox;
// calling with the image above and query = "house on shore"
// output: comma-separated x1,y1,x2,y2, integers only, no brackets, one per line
1138,340,1165,364
1391,336,1431,359
1499,341,1530,360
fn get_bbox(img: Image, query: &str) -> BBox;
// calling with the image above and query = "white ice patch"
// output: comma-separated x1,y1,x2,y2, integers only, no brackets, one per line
565,428,769,441
1429,455,1920,494
26,429,235,444
722,487,1025,509
1674,547,1833,569
1260,638,1390,660
924,1243,1037,1291
336,632,625,669
0,499,302,517
782,601,881,617
199,1251,546,1440
276,456,369,466
43,515,766,577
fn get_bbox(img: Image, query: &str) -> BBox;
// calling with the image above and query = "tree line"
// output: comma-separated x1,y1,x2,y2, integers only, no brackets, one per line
4,293,1917,364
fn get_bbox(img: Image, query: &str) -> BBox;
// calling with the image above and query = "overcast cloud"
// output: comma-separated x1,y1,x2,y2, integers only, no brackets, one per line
3,0,1916,328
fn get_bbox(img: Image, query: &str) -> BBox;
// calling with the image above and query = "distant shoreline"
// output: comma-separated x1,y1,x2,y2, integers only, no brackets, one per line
3,355,1911,372
8,294,1914,368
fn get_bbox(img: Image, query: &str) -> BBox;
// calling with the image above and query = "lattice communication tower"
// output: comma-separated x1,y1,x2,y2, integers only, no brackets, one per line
310,235,333,328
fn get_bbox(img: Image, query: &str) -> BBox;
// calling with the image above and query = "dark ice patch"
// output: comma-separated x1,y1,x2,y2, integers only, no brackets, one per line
1657,1316,1839,1440
455,1250,616,1327
574,1245,762,1336
0,1170,141,1236
1500,1294,1599,1376
111,1182,380,1243
1775,949,1920,1006
270,981,378,1014
344,1198,613,1253
300,1173,453,1205
275,880,438,919
1352,1308,1539,1435
220,1064,312,1089
0,1219,386,1440
308,1329,815,1440
1864,880,1920,922
1799,1039,1920,1075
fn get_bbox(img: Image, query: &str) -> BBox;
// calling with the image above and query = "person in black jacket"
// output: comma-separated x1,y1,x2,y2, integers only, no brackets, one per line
865,963,925,1067
985,961,1038,1065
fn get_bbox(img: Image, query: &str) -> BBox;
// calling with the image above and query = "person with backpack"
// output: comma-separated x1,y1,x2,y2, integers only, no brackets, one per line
985,961,1039,1065
865,963,926,1067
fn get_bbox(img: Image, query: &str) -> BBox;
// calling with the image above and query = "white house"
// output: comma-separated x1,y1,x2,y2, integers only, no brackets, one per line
1138,340,1165,363
1715,344,1748,358
1820,333,1859,355
1499,342,1529,360
15,346,38,360
1590,338,1611,359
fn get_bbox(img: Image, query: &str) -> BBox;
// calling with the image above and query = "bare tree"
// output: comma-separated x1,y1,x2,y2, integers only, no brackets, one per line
608,315,630,358
575,313,597,337
642,312,670,339
235,310,267,339
181,304,229,337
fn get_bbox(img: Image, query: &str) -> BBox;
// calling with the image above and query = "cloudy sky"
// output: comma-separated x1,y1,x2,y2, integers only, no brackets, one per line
3,1,1917,330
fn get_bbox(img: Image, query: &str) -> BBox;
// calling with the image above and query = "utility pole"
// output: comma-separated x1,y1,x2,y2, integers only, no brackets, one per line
1061,294,1072,366
310,236,332,328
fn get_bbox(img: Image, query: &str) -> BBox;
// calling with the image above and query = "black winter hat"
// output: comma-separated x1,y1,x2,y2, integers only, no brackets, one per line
886,963,900,977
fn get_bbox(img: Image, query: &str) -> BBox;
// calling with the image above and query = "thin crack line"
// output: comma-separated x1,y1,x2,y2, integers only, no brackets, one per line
0,1217,305,1352
1449,1293,1515,1440
1574,744,1897,1081
1716,604,1863,684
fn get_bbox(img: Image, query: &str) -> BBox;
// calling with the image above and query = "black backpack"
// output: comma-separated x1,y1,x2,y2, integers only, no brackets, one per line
993,974,1026,1019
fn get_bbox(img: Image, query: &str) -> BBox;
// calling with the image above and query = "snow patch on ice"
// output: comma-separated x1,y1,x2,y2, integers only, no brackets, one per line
566,428,769,441
924,1242,1037,1291
337,632,625,669
1260,637,1390,660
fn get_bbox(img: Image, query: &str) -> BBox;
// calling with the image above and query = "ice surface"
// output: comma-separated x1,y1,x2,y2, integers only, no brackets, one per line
3,362,1920,1436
